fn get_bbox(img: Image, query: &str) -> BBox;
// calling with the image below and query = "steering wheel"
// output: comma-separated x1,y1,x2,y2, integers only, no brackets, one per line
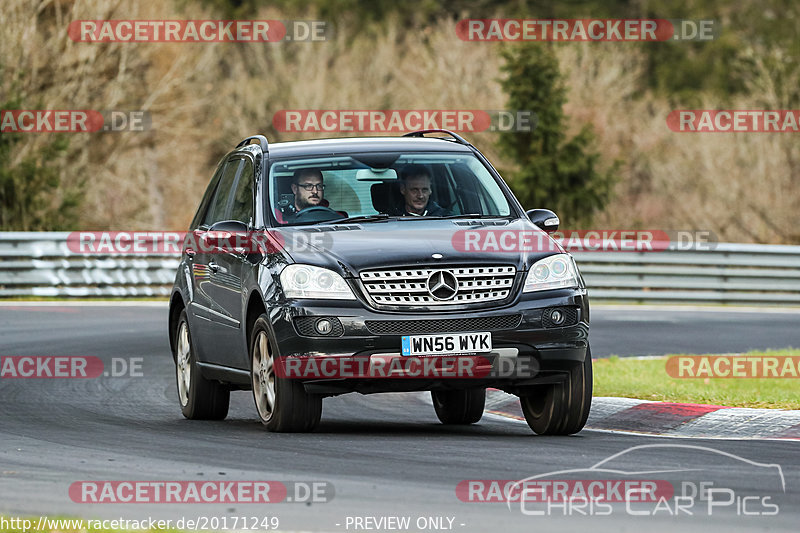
292,206,346,223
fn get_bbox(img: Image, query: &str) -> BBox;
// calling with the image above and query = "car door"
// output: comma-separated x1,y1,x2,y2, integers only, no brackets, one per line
189,157,243,365
203,156,256,369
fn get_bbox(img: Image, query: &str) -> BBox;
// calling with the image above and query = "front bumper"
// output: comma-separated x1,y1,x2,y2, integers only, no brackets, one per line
266,288,589,395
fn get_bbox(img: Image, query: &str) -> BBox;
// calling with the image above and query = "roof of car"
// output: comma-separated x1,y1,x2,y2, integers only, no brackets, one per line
262,137,475,159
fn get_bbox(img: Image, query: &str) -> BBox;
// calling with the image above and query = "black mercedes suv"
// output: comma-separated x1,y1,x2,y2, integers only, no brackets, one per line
168,130,591,434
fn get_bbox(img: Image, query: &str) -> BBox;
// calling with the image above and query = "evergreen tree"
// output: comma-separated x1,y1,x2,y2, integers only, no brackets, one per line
0,98,82,230
497,44,617,227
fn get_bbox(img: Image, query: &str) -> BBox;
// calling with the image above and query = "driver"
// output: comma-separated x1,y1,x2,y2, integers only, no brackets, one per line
396,164,451,216
291,169,325,211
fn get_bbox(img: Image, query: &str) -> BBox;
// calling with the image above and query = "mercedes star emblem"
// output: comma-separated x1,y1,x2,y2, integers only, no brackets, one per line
427,270,459,300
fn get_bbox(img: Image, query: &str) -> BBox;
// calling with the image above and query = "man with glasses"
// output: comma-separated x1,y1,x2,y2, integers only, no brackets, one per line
291,168,326,212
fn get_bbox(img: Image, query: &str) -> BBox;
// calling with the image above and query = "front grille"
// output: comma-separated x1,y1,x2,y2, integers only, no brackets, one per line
360,265,516,306
365,314,522,335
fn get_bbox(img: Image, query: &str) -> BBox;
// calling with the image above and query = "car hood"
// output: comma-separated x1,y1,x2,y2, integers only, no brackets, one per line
270,218,564,278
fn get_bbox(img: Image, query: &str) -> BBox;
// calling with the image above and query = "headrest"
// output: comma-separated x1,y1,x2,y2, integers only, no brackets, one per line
370,182,400,214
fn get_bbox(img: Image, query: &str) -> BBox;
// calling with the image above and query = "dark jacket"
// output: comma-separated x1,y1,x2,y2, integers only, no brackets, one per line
394,200,452,217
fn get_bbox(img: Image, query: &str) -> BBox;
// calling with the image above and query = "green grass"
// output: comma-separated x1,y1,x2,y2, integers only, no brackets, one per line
591,301,800,309
593,348,800,409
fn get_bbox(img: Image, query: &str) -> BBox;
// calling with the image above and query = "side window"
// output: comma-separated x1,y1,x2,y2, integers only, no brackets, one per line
202,159,242,227
189,159,226,230
229,159,254,225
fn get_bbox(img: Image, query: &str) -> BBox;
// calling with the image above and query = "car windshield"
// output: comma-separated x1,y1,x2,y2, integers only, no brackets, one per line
268,152,514,226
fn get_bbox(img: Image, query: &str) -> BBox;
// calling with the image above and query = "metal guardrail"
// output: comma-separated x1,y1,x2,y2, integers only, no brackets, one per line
0,232,177,297
573,242,800,305
1,232,799,304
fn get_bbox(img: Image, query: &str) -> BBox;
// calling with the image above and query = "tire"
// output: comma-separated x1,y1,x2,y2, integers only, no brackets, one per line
250,314,322,432
520,345,593,435
173,309,230,420
431,387,486,425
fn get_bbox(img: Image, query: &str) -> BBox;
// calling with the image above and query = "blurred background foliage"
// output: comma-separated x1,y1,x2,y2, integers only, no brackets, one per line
1,0,798,242
497,44,617,227
198,0,800,103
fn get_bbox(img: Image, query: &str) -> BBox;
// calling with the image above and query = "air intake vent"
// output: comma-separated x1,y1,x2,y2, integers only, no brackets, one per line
365,314,522,335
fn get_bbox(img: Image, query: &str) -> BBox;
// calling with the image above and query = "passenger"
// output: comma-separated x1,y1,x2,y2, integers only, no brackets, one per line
396,164,451,216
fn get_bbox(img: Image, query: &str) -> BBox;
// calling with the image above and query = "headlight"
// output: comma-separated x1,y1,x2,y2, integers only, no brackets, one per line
523,254,580,293
280,264,356,300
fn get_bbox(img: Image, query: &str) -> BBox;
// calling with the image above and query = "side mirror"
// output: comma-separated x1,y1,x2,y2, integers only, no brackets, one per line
208,220,249,233
526,209,559,233
201,220,250,249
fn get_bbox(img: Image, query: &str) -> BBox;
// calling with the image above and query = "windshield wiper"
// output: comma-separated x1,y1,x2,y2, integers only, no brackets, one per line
390,214,513,221
318,214,396,225
434,214,513,220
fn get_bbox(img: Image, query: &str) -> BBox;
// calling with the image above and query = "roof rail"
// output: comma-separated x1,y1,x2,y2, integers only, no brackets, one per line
236,135,269,153
402,129,471,146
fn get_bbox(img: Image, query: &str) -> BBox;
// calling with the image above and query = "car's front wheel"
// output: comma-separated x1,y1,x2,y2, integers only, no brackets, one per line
431,387,486,425
520,345,593,435
250,315,322,432
174,309,230,420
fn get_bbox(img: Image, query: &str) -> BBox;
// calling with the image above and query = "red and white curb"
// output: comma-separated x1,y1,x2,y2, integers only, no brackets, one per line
485,389,800,440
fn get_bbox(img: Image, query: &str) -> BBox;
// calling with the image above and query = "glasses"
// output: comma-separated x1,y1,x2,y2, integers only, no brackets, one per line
297,183,325,191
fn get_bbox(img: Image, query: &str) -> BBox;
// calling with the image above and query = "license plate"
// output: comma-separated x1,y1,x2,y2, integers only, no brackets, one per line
401,332,492,356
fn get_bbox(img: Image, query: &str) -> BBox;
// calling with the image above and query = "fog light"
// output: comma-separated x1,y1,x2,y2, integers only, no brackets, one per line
550,309,565,325
315,319,333,335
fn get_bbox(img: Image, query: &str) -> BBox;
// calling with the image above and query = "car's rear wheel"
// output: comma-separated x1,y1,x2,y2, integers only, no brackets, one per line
431,387,486,425
174,309,230,420
250,315,322,432
520,345,593,435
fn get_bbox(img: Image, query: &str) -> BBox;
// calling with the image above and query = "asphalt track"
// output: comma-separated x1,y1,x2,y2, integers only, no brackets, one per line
0,304,798,532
